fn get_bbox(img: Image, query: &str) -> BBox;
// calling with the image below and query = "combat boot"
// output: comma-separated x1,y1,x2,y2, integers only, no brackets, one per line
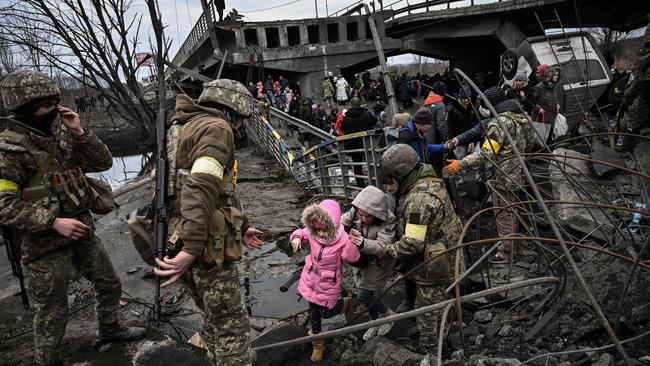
311,340,325,362
98,322,146,342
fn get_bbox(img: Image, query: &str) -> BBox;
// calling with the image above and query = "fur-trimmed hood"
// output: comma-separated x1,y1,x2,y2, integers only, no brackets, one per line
301,199,342,244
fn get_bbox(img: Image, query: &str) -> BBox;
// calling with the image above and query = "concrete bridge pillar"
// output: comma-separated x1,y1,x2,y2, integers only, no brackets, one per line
319,23,327,43
358,20,366,40
279,26,289,48
299,24,309,45
256,26,267,49
235,28,246,49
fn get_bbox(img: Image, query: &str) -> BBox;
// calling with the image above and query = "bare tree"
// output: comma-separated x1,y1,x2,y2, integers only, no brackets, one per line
589,27,636,67
0,0,172,144
0,39,17,77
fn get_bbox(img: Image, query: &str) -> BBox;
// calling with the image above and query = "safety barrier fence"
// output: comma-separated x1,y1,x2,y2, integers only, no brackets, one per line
248,104,388,202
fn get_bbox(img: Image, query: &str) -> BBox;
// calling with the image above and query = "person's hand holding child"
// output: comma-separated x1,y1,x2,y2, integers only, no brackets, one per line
349,229,364,247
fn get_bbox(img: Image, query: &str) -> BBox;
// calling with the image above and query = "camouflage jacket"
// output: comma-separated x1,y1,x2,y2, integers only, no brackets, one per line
458,105,533,191
385,164,462,286
0,117,112,262
322,80,334,98
168,95,248,258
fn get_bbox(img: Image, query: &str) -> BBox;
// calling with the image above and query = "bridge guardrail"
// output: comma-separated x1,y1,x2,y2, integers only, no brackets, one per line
167,1,217,79
383,0,508,23
248,105,388,202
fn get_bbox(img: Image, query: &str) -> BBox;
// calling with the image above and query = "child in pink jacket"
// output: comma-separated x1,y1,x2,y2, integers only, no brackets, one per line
290,199,361,362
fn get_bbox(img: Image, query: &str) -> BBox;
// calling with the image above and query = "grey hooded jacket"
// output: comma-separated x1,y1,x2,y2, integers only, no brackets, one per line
340,186,397,291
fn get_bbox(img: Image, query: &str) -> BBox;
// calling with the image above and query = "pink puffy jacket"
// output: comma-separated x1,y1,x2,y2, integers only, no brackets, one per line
291,199,360,309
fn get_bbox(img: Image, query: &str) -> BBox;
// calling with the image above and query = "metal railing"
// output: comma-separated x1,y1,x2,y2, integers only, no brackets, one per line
383,0,509,22
248,104,387,202
166,1,217,78
294,131,386,200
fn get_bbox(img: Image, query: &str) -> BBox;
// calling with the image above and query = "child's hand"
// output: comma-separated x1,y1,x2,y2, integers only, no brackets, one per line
291,237,302,253
350,234,364,247
350,229,361,237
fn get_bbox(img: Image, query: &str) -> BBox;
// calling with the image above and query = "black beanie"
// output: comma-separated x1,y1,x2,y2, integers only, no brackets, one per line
413,108,434,125
482,86,505,107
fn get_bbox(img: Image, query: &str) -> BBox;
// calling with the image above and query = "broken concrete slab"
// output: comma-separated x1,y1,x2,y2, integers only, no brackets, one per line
361,336,424,366
549,148,616,241
590,143,627,176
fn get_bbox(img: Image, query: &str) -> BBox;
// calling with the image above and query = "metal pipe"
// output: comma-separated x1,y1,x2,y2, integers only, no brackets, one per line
253,277,560,352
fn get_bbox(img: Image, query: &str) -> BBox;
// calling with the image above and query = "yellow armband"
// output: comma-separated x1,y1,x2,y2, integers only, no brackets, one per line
0,179,18,191
405,223,427,241
482,139,501,154
190,157,224,179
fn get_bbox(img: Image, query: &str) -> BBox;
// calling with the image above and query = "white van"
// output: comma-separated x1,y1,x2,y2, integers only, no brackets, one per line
500,31,611,124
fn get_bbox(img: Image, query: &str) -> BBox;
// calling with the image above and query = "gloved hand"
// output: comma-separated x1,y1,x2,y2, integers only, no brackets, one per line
444,159,461,176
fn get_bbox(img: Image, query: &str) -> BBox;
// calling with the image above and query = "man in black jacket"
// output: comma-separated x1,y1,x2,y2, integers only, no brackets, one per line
446,87,478,158
340,97,376,187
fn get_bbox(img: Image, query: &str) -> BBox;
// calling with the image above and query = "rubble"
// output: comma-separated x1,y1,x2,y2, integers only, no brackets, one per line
548,147,615,241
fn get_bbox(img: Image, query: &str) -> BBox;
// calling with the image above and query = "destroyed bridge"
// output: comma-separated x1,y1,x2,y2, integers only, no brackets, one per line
166,0,648,97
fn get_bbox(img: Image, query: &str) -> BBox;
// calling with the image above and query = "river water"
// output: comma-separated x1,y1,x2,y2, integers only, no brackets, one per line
89,153,152,189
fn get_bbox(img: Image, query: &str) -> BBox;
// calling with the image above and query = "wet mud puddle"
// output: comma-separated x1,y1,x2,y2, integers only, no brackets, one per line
241,241,306,319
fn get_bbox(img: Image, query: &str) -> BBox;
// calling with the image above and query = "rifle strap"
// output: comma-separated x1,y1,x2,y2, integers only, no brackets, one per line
26,150,56,188
0,128,56,188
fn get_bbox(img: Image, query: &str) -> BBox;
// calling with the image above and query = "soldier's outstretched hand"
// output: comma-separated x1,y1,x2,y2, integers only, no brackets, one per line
243,228,264,250
154,251,197,287
57,106,84,136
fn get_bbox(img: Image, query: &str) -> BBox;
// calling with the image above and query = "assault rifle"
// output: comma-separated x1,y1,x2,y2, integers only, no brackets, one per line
153,105,167,326
2,225,29,310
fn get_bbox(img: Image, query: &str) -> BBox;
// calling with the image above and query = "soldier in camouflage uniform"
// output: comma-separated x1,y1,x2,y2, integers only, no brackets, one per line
379,144,462,364
153,79,263,366
444,86,534,263
0,69,145,366
322,77,335,109
259,95,271,120
621,14,650,150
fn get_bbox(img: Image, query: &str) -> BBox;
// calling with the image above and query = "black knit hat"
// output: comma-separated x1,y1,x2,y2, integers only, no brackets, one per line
482,86,505,107
413,107,434,125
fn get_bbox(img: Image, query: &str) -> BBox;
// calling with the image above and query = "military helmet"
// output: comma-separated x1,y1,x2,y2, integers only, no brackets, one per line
0,69,60,111
198,79,253,118
380,144,420,181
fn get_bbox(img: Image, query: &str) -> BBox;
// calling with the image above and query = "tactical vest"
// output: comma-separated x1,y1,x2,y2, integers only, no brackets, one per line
165,118,244,270
405,177,465,282
0,120,95,217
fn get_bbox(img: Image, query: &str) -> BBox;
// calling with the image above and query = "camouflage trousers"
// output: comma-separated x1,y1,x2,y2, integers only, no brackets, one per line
624,79,650,132
182,260,251,366
490,186,520,259
24,235,122,366
415,284,447,354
